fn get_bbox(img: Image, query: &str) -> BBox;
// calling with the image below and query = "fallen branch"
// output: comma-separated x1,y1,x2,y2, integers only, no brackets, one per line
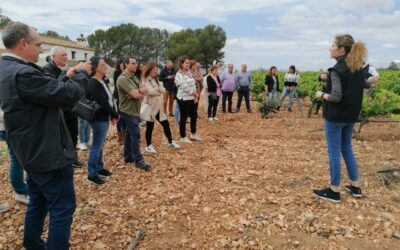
127,228,146,250
309,128,324,133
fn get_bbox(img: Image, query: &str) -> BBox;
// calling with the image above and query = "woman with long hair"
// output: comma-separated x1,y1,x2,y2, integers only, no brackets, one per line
141,62,180,153
86,56,119,185
277,65,299,112
206,64,222,121
264,66,279,101
113,55,127,145
313,34,379,202
174,56,201,143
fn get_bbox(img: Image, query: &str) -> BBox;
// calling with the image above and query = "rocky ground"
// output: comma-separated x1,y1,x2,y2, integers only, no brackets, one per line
1,98,399,249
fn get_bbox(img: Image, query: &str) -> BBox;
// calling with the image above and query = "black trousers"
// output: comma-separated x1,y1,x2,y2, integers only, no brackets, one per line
177,99,197,138
237,86,250,111
208,96,219,118
222,91,233,112
63,111,78,150
145,112,172,146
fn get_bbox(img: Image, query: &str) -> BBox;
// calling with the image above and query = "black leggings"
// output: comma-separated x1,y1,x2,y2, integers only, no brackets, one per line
145,112,172,146
208,96,219,118
177,99,197,138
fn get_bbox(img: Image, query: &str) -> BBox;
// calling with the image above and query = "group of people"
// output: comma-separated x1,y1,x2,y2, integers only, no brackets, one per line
0,21,379,249
264,64,300,112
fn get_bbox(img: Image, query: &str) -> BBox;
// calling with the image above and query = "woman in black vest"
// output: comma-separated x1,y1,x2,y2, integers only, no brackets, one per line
86,56,119,185
313,34,378,203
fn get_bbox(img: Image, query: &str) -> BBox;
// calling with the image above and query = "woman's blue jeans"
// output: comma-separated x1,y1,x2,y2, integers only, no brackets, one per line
78,118,91,144
324,120,359,186
0,130,28,195
278,87,296,108
88,121,109,178
269,89,277,101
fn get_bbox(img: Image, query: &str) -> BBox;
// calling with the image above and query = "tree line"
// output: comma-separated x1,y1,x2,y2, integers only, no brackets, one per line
0,13,226,69
88,23,226,69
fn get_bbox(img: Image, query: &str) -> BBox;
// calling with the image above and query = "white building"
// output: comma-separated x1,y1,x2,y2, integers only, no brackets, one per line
0,30,95,67
388,60,400,70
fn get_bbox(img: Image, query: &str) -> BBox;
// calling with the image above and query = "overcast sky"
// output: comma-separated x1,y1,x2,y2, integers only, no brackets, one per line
2,0,400,71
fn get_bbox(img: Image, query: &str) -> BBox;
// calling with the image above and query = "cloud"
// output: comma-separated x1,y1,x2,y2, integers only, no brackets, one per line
1,0,399,70
336,0,395,13
382,43,398,49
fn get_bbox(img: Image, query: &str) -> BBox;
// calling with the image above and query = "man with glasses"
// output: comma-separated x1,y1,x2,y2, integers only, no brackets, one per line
0,22,83,249
117,57,151,171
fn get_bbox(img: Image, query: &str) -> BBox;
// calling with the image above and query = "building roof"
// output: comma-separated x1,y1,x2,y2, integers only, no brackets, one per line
40,36,94,51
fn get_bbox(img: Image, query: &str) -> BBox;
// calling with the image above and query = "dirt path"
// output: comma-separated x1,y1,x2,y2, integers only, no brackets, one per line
1,99,399,249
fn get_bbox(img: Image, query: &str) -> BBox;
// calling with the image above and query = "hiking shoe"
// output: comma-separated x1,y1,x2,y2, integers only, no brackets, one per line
15,193,29,204
88,175,105,185
345,185,363,197
98,169,113,177
208,117,214,122
168,141,181,149
0,203,10,213
135,160,151,172
77,143,88,151
313,187,341,203
180,137,192,143
145,144,157,153
72,160,85,168
189,134,202,141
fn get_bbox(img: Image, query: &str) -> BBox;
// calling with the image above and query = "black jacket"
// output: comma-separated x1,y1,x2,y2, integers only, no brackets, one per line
43,61,62,78
323,56,366,123
264,74,279,92
206,75,221,93
86,78,119,121
159,67,176,91
0,55,83,173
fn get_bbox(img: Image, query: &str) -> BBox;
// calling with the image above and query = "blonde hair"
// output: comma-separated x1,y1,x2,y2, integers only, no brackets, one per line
209,64,219,74
335,34,367,72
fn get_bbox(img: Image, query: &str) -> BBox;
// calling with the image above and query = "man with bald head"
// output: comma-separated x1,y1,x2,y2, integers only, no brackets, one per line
236,63,253,113
0,22,83,249
43,46,90,168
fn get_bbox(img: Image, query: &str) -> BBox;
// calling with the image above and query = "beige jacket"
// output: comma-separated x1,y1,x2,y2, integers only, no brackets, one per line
143,77,167,122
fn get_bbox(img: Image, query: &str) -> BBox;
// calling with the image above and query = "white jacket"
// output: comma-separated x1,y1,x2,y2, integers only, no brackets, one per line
175,71,196,101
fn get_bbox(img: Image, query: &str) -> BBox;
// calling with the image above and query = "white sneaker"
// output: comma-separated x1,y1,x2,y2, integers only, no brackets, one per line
168,141,181,149
189,134,202,141
145,144,157,153
0,203,10,213
15,193,29,204
208,117,214,121
180,137,192,143
78,143,87,150
213,117,219,121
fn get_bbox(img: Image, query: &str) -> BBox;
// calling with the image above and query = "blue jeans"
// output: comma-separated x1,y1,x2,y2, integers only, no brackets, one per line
269,89,277,101
278,87,296,108
0,130,28,195
174,103,180,124
120,113,143,162
236,86,250,111
325,120,359,186
88,121,109,178
78,118,91,144
24,165,76,250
